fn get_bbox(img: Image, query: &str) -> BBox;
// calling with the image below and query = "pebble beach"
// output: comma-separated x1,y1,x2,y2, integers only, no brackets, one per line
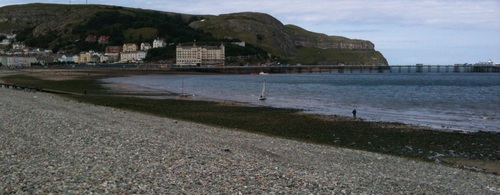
1,87,499,194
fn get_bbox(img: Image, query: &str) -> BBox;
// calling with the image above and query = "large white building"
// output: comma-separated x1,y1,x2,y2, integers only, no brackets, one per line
176,43,225,66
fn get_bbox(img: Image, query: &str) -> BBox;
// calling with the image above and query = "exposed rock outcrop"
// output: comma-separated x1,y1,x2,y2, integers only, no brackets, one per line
190,12,379,61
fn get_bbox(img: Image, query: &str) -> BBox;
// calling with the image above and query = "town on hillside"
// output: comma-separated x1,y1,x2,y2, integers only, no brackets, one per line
0,32,248,69
2,32,497,70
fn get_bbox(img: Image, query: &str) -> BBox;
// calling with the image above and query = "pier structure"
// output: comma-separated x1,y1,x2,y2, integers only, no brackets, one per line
2,64,498,76
169,65,500,74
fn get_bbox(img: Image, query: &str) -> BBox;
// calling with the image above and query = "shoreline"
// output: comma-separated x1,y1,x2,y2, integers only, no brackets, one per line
2,69,499,175
3,68,500,134
102,80,433,130
97,69,500,133
105,81,437,132
1,87,499,193
101,74,481,134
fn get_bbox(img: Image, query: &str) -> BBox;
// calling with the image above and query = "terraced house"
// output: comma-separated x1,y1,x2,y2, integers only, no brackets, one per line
176,43,225,66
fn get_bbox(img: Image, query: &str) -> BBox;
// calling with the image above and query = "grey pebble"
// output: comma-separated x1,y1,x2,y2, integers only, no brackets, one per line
1,87,499,194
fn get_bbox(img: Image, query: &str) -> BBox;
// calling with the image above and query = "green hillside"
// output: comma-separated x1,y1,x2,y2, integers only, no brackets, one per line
0,3,388,65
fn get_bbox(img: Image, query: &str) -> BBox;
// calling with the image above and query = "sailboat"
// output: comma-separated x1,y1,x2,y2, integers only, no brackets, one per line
259,81,267,101
179,77,189,98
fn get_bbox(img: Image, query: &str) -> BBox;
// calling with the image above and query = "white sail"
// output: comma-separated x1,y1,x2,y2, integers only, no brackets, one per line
259,81,266,100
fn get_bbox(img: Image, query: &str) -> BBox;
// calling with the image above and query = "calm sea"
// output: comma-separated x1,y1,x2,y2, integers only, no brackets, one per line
102,72,500,132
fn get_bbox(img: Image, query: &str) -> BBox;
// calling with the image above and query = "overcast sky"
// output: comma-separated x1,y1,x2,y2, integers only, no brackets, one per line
1,0,499,65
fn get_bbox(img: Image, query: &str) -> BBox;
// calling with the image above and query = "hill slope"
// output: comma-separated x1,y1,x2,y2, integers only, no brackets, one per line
0,3,388,65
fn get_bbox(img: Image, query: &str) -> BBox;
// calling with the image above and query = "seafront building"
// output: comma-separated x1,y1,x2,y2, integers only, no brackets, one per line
104,46,121,63
0,35,228,66
0,56,37,67
59,54,79,63
176,43,225,66
120,51,147,63
78,52,95,64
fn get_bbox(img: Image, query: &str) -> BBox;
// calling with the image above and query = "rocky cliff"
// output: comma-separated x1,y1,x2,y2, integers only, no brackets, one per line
288,25,374,50
189,13,377,56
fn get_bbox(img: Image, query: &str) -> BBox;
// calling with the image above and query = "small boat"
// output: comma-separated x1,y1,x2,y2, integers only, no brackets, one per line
259,72,269,75
179,77,190,98
259,81,267,101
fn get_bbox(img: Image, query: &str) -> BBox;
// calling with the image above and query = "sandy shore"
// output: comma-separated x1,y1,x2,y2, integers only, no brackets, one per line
1,83,499,193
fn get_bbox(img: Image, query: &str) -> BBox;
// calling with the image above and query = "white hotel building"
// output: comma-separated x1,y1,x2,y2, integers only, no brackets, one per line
176,43,225,66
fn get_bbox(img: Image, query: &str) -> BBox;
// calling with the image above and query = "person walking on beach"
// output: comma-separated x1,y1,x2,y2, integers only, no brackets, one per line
352,109,357,119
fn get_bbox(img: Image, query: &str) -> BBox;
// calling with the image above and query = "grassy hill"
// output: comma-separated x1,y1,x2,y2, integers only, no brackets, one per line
0,3,388,65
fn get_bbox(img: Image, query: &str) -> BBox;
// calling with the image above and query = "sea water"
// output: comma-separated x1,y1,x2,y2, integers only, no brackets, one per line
102,72,500,132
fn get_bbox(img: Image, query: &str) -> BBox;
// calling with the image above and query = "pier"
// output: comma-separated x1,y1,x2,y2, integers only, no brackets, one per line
169,65,500,74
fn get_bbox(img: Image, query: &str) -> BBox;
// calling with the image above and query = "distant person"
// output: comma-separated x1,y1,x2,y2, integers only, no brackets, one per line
352,109,357,119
